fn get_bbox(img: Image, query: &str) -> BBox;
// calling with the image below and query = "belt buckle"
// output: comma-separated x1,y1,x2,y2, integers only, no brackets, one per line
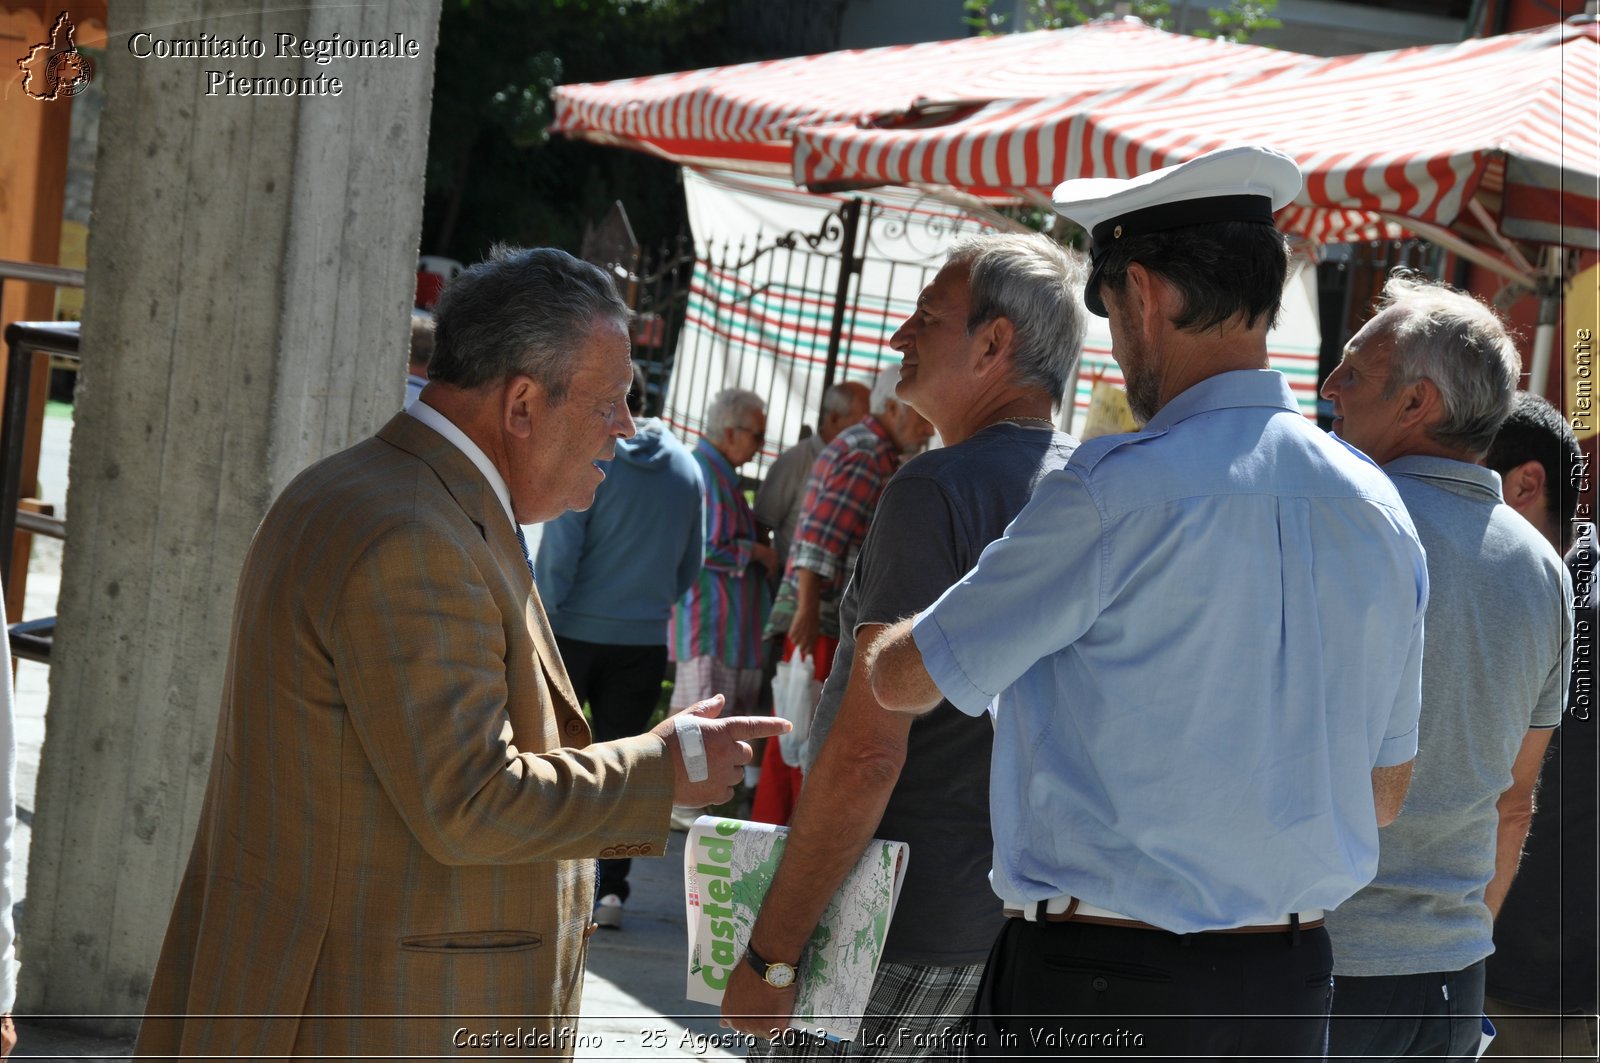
1025,896,1080,922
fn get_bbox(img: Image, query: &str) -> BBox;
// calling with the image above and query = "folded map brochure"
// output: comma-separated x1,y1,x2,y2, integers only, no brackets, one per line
684,815,909,1041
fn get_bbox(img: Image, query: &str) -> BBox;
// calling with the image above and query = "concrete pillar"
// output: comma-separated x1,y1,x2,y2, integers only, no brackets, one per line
20,0,440,1030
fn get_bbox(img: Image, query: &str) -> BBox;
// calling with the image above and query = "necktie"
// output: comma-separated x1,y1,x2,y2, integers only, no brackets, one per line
513,523,536,583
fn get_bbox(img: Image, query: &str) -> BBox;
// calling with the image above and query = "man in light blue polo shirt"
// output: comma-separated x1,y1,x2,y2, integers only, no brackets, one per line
866,146,1429,1058
1321,279,1572,1062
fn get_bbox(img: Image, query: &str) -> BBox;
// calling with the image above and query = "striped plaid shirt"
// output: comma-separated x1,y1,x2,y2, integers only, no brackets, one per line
766,415,901,640
670,439,771,668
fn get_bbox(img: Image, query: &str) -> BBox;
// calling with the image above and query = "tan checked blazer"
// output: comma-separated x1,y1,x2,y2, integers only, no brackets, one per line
135,413,674,1060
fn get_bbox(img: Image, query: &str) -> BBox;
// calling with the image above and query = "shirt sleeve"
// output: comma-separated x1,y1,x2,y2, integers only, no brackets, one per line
1375,588,1425,767
1531,563,1575,729
912,468,1104,717
790,449,883,582
701,470,753,574
676,482,707,600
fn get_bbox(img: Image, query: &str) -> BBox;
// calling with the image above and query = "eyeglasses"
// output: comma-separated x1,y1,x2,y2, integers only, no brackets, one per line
734,426,766,445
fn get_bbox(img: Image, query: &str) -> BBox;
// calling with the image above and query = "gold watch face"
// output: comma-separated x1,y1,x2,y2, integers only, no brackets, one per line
764,962,797,989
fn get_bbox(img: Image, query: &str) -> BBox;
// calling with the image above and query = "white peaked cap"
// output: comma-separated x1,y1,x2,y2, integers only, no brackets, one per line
1051,145,1303,316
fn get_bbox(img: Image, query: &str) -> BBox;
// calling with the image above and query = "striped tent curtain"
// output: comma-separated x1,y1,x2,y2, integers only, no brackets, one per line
792,23,1600,252
551,21,1304,178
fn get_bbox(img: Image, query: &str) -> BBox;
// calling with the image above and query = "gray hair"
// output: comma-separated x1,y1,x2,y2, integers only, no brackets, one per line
820,381,866,419
945,233,1088,404
1375,273,1521,456
429,244,629,403
706,388,765,437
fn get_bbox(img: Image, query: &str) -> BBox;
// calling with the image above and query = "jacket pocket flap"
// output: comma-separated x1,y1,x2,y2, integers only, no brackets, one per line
400,931,542,953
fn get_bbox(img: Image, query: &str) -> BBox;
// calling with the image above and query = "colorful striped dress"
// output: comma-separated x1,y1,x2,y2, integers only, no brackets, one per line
669,439,771,668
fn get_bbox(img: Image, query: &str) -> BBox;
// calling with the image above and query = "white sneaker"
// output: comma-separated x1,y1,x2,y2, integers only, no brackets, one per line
594,894,624,930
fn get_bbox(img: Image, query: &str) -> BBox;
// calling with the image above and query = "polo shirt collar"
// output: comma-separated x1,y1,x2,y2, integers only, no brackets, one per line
1384,454,1503,504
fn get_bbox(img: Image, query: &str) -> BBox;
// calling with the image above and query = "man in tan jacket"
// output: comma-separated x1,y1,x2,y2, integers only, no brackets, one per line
135,246,785,1060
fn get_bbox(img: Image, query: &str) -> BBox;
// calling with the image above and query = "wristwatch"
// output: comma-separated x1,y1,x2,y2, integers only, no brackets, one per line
744,945,797,989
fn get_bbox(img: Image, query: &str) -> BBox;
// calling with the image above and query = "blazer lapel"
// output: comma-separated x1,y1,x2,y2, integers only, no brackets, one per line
525,589,586,732
377,413,588,735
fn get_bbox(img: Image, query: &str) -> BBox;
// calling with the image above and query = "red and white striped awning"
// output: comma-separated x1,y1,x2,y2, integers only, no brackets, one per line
549,20,1304,176
793,22,1600,251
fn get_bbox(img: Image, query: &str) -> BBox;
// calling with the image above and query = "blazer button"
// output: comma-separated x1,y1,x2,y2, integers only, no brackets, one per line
564,719,586,738
584,922,599,938
638,844,653,856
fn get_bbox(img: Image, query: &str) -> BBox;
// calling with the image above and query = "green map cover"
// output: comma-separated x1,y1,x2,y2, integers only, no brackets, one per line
684,816,908,1041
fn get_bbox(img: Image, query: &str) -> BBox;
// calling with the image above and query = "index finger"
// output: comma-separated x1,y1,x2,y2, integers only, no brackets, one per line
717,715,793,741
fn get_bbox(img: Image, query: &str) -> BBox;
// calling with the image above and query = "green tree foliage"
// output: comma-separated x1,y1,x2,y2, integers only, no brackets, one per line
962,0,1281,43
423,0,750,261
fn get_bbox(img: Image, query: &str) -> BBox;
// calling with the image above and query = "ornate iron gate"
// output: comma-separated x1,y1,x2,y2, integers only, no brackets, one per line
617,200,946,480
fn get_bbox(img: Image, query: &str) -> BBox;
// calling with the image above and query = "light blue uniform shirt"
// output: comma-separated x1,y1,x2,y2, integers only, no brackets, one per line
913,370,1428,933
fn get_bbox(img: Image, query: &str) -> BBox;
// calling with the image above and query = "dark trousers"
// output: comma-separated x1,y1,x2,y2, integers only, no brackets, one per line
971,917,1333,1060
556,635,668,903
1329,961,1486,1063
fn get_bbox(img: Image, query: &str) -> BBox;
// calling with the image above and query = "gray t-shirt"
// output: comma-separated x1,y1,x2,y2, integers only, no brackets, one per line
805,422,1077,966
1327,455,1571,977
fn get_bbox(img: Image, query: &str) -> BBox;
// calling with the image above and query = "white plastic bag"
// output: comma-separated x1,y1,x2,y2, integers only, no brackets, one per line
771,653,821,767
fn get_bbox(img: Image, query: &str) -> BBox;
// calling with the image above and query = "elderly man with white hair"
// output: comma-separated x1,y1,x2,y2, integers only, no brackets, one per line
749,367,933,824
1320,275,1572,1062
669,389,779,729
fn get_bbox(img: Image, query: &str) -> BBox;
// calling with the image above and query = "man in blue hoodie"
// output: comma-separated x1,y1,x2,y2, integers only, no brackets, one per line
536,363,706,928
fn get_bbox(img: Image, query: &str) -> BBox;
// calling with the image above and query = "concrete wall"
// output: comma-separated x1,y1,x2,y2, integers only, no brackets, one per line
20,0,440,1030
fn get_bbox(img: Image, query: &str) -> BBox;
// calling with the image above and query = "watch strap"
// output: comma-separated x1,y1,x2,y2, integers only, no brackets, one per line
744,944,795,984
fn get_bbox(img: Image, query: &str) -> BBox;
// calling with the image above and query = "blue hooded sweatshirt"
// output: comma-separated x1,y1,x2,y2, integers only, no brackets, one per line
535,417,705,646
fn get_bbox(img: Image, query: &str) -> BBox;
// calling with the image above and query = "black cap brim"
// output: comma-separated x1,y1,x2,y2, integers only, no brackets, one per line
1084,256,1109,317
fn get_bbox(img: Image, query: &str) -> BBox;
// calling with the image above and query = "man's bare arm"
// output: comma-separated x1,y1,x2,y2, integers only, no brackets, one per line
720,624,913,1037
1485,727,1554,918
1371,760,1414,828
863,617,945,716
787,568,823,654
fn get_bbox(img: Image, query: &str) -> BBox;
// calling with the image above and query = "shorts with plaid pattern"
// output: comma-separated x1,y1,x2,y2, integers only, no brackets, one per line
746,961,984,1061
671,655,763,715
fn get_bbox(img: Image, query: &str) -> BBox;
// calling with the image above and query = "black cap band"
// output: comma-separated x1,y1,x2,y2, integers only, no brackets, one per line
1083,194,1277,317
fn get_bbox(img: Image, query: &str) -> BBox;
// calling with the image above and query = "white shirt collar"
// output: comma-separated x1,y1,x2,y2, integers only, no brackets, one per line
407,398,517,529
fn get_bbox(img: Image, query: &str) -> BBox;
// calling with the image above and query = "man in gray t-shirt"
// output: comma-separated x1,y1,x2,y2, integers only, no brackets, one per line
1321,275,1572,1062
720,233,1087,1057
